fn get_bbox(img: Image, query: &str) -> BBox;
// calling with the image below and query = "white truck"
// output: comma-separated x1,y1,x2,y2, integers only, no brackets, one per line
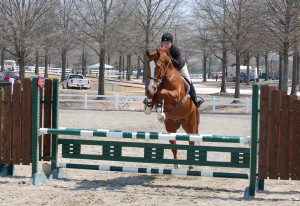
62,74,91,89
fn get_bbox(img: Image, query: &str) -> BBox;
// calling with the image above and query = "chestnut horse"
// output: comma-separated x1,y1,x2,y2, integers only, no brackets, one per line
144,48,200,169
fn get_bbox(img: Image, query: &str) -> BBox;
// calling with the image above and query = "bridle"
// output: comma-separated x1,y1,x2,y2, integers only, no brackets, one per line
149,55,174,84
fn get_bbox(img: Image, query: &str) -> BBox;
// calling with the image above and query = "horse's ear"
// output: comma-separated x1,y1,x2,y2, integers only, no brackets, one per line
146,50,150,57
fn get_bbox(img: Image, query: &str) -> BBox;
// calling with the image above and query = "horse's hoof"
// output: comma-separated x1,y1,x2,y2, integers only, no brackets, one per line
157,113,165,123
173,164,180,169
188,165,194,170
144,106,152,115
158,117,164,123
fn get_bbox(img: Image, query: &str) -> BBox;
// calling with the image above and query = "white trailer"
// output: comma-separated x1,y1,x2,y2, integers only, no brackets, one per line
226,65,257,82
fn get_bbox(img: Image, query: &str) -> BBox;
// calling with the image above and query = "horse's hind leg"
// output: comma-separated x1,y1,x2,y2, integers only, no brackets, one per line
165,119,181,169
182,111,200,170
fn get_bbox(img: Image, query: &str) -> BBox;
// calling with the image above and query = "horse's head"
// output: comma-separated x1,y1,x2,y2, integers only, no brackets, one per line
146,48,172,97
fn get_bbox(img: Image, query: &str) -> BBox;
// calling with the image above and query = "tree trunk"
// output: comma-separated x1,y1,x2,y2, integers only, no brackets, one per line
264,52,268,81
35,51,39,75
98,47,105,95
220,49,227,93
279,51,283,89
256,54,260,83
44,49,49,78
126,54,131,80
282,43,289,91
1,49,5,72
118,55,122,80
297,51,300,87
17,54,26,82
82,46,87,76
234,50,241,101
61,50,67,82
137,57,141,79
291,48,298,95
246,54,250,85
203,54,207,82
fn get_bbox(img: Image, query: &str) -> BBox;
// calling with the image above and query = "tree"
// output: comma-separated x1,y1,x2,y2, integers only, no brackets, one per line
53,0,78,82
121,0,181,93
0,0,56,81
75,0,127,95
193,0,256,98
258,0,300,91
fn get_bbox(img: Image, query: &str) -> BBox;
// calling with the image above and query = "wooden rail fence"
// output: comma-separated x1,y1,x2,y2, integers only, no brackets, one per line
0,78,54,168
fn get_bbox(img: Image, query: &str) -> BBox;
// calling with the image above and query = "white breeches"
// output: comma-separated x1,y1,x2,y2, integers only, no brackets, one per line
179,63,191,83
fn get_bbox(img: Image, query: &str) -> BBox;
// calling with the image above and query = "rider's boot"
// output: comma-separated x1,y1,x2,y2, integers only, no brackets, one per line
189,82,204,108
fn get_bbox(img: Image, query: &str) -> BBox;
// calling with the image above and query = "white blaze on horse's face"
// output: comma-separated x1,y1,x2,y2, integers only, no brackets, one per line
148,60,156,94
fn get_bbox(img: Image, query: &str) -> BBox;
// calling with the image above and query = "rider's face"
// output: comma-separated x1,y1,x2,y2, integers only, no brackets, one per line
162,41,172,49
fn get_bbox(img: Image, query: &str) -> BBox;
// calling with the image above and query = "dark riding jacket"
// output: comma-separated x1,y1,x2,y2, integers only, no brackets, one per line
169,44,185,70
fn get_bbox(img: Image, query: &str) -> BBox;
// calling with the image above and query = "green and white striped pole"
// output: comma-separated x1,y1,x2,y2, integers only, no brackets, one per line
59,163,250,179
39,128,250,144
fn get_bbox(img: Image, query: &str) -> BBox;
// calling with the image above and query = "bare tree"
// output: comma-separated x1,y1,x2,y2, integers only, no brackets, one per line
0,0,56,81
52,0,78,82
74,0,127,95
195,0,253,98
259,0,300,91
121,0,181,92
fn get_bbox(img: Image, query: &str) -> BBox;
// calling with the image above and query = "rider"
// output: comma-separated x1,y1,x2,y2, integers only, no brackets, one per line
160,32,203,108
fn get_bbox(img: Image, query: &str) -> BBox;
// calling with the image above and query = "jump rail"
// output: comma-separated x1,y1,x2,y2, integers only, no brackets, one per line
30,77,259,199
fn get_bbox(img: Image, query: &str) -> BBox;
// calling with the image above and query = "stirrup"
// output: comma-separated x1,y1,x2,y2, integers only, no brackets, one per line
196,97,204,108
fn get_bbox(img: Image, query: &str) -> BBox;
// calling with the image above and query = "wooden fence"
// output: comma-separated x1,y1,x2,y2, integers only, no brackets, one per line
0,78,53,166
258,85,300,180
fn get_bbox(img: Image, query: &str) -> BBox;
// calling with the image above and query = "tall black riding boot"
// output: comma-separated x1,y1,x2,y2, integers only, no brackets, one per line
189,82,204,108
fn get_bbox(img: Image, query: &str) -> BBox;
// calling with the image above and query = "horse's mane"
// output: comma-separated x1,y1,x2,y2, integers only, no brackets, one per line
157,48,171,63
147,48,171,63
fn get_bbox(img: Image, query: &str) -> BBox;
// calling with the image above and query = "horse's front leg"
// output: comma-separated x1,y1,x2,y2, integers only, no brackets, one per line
156,100,165,123
143,97,153,114
144,92,157,115
156,89,178,123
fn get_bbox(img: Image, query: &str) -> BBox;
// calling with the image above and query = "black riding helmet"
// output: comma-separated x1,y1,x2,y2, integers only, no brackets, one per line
161,32,173,42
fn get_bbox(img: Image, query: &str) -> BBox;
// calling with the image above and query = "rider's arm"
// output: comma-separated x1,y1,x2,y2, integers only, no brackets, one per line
169,45,185,70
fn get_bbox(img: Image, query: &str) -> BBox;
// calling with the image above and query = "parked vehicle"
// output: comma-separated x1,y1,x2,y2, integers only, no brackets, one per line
226,65,258,82
62,74,90,89
3,60,18,71
0,71,20,81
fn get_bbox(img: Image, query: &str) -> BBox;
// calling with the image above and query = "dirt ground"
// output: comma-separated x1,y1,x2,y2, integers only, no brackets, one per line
1,110,300,206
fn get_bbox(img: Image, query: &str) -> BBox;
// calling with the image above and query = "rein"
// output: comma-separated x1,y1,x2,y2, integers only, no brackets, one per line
158,56,190,114
162,58,174,79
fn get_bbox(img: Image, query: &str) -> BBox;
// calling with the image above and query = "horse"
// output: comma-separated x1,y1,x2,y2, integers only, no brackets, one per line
144,48,200,170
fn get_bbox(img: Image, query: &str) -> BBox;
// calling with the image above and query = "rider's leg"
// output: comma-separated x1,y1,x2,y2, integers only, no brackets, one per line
179,64,204,108
179,63,191,83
